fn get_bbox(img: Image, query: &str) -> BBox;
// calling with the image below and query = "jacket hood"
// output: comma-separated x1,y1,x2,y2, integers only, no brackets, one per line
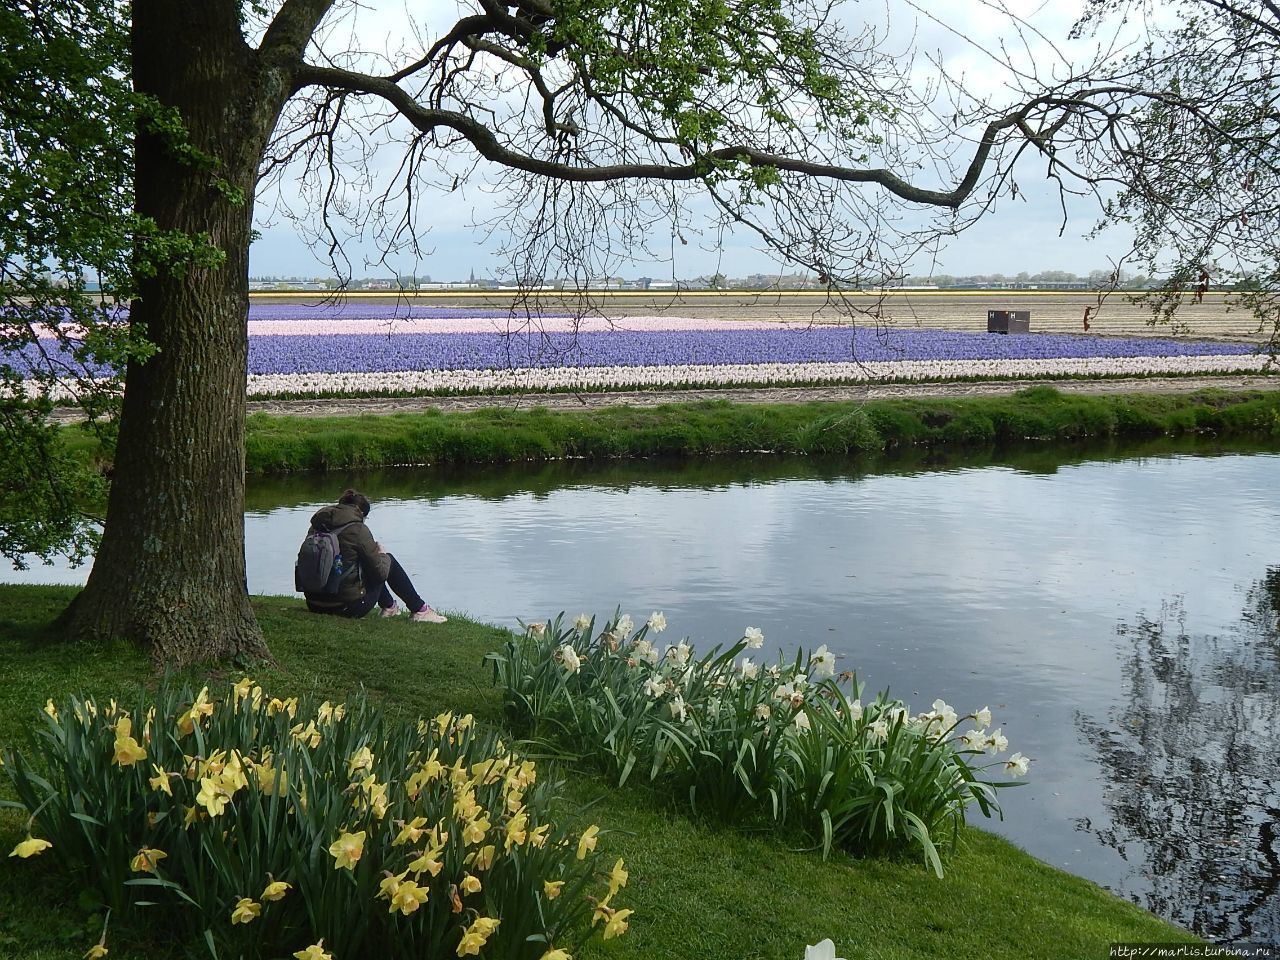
310,502,365,531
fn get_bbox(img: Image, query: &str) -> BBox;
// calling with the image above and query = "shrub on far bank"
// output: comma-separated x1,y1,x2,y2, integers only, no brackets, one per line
489,613,1029,877
3,683,630,960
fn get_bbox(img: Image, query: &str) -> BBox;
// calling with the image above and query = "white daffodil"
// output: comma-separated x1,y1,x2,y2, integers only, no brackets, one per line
793,711,811,732
574,613,592,634
642,677,665,699
614,614,634,638
974,705,992,729
959,729,986,751
739,658,759,680
755,703,772,721
556,644,581,675
647,611,667,633
845,698,863,722
1004,752,1031,777
930,699,958,729
868,718,890,741
669,695,688,722
986,728,1009,754
666,642,691,668
773,682,795,703
805,938,848,960
810,645,837,678
744,627,765,649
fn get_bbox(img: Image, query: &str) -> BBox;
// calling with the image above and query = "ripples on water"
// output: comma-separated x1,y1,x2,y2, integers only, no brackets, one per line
7,439,1279,941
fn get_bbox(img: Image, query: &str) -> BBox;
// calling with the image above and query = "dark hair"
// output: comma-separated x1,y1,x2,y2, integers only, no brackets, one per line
338,488,371,517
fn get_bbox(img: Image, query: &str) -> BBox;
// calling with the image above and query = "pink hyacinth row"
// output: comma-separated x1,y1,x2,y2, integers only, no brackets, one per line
30,315,798,340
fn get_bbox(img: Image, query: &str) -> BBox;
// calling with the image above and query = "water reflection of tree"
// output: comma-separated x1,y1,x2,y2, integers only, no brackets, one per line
1078,577,1280,942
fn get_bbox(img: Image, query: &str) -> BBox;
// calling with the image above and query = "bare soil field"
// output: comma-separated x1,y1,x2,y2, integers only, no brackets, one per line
253,289,1270,342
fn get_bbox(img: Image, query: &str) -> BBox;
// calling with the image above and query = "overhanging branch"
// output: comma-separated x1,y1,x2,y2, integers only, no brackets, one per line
291,62,1026,208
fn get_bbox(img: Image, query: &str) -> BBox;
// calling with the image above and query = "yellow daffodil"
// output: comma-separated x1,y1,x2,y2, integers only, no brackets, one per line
196,775,233,817
460,874,482,894
112,717,147,767
407,849,445,877
130,847,168,873
232,677,254,706
539,950,571,960
255,756,288,797
83,945,108,959
389,879,429,915
378,871,406,900
393,816,428,846
293,942,332,960
148,764,173,796
457,713,474,732
543,879,564,900
329,829,366,870
462,816,490,846
267,696,298,719
467,844,495,871
528,823,550,848
43,698,58,721
456,917,500,957
177,687,215,736
602,908,633,940
290,720,321,748
230,898,261,924
607,858,628,896
347,746,374,777
576,824,600,860
262,880,291,901
452,787,480,821
592,897,613,925
223,751,249,791
433,711,454,737
9,836,52,858
317,700,335,723
504,810,528,849
182,805,202,829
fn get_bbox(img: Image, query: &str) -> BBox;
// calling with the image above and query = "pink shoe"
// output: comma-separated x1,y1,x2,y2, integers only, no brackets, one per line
380,604,404,618
411,605,448,624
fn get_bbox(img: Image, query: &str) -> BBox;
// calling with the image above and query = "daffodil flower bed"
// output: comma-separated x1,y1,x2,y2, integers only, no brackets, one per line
2,683,631,960
489,613,1030,876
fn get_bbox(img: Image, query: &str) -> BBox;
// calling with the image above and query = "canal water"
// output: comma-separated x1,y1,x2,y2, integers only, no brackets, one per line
8,439,1279,942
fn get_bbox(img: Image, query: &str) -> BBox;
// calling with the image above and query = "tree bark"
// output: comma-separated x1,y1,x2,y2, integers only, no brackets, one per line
62,2,277,664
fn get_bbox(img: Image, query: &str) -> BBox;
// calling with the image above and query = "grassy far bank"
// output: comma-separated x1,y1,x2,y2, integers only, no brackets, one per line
237,386,1280,472
1,586,1198,960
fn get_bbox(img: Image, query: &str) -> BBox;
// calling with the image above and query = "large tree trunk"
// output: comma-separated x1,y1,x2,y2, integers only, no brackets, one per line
63,2,277,664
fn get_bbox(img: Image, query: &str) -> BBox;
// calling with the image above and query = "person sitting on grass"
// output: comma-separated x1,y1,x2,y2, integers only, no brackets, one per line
301,488,447,623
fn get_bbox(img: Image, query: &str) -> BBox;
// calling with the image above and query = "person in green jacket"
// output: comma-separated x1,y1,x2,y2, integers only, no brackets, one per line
302,488,447,623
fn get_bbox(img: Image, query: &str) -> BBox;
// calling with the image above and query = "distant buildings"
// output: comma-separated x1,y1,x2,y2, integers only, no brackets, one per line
244,268,1242,293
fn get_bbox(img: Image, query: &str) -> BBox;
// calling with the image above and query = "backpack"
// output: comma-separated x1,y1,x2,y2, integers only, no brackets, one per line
294,522,357,595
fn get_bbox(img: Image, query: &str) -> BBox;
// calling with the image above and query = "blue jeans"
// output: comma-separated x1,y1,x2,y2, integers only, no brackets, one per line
307,553,426,618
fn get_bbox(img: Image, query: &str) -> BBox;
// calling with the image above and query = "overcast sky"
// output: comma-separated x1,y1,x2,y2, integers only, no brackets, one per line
247,0,1135,280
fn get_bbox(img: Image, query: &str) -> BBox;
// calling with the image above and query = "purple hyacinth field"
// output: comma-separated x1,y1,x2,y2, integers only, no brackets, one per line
13,302,1268,397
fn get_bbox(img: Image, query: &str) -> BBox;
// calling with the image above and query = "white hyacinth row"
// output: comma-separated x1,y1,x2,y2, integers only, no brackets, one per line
244,354,1273,397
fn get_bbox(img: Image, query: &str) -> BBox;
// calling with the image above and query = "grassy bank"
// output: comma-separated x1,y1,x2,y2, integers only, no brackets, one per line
234,386,1280,473
1,585,1198,960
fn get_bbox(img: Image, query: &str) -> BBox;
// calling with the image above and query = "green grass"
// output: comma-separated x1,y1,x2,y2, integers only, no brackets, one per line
236,387,1280,472
0,586,1199,960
